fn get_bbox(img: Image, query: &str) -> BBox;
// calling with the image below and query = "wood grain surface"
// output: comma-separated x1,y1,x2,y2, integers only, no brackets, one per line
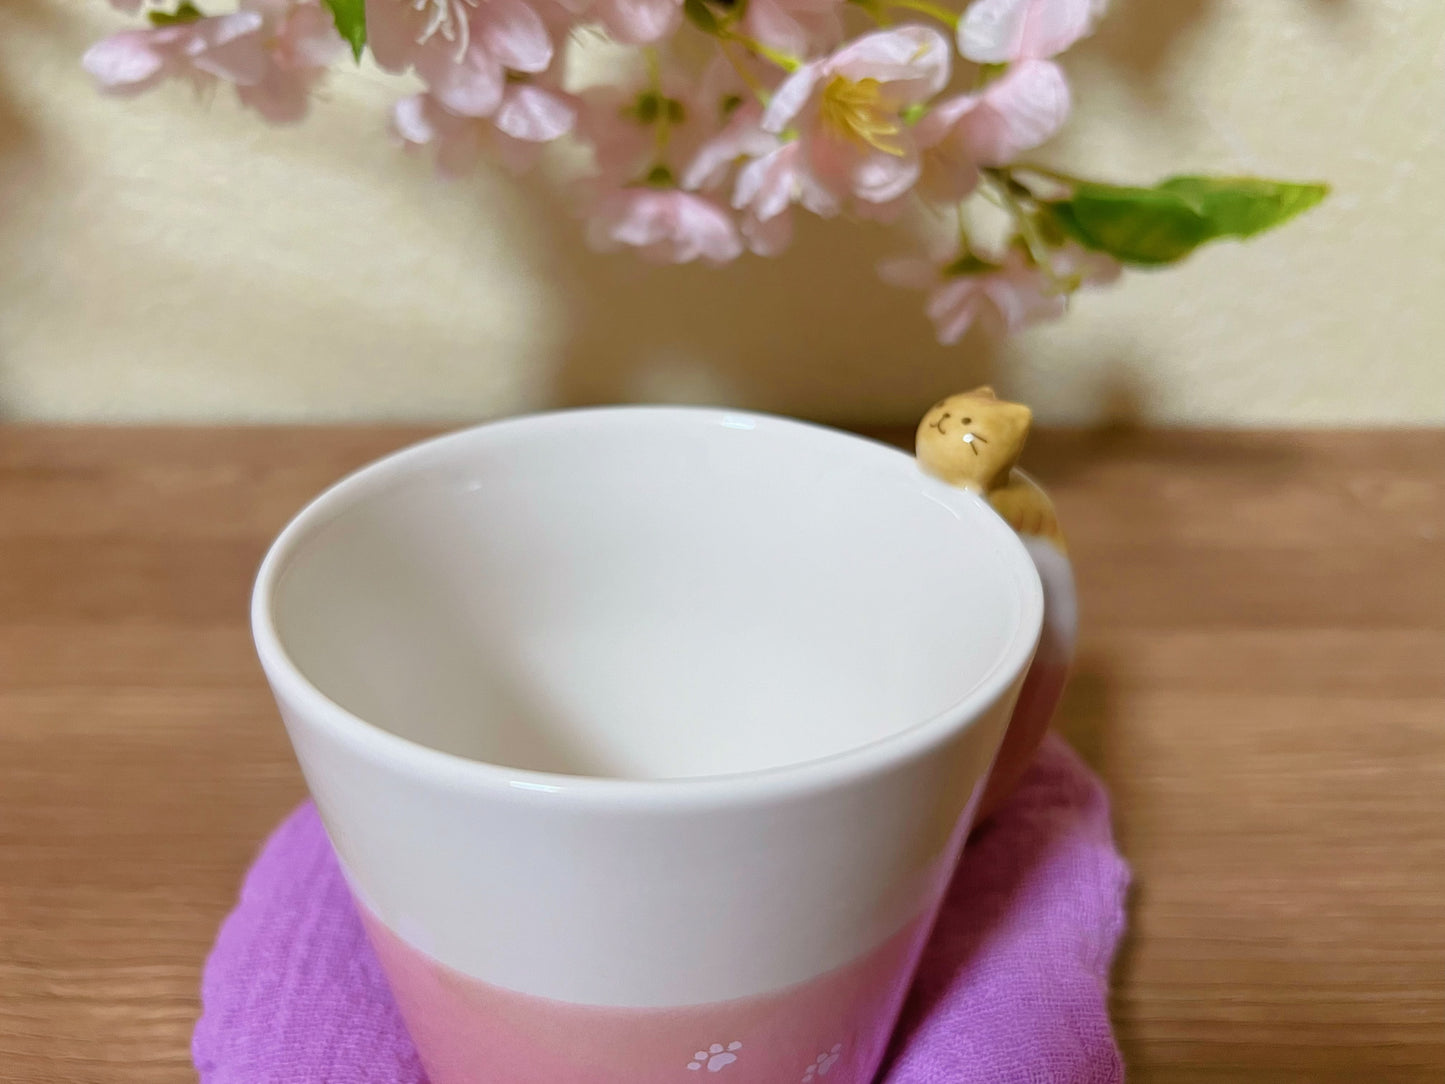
1,426,1442,1083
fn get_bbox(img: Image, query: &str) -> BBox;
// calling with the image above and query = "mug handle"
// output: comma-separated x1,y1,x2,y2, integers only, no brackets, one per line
914,389,1078,820
976,472,1078,819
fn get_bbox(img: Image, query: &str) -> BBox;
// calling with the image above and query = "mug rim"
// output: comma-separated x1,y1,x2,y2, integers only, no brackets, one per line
251,405,1044,811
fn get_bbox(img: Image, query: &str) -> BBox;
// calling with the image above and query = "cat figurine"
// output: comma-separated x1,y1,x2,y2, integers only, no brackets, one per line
916,387,1078,819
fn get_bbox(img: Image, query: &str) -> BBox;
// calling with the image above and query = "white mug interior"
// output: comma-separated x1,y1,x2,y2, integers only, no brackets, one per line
262,407,1038,784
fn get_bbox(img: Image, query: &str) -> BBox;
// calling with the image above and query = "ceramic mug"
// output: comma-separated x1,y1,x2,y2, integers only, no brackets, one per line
252,407,1048,1084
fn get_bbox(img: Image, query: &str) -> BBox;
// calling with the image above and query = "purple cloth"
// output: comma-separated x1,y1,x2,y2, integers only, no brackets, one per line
193,734,1128,1083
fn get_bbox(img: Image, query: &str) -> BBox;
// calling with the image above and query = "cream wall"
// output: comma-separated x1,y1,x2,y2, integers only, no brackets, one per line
0,0,1441,425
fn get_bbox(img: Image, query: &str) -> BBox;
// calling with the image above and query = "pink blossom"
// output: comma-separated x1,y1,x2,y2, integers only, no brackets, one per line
591,0,681,43
394,82,575,175
83,13,268,98
957,0,1108,64
365,0,553,118
740,208,792,256
578,60,746,190
914,58,1070,201
575,69,752,263
722,140,837,254
680,103,806,255
1047,243,1122,296
587,189,743,264
762,26,952,207
733,139,842,217
741,0,844,57
880,244,1118,344
681,101,777,194
682,94,809,255
576,85,657,188
236,0,346,122
82,1,341,121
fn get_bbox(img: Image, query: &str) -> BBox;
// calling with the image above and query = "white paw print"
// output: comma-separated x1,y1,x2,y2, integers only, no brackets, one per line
802,1043,843,1082
687,1041,742,1072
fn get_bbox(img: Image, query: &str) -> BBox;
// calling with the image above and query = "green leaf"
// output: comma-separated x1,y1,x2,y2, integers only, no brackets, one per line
322,0,367,61
148,2,204,26
1047,185,1211,266
1046,175,1329,267
1158,176,1329,239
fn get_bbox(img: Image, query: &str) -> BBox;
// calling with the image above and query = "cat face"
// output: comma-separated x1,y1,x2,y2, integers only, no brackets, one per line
915,387,1032,492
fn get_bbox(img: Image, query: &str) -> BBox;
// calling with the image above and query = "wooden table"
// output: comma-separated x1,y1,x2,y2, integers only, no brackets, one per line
1,426,1442,1083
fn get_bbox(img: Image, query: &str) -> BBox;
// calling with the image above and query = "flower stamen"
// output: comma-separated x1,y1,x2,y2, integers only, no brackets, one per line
819,76,906,156
412,0,479,63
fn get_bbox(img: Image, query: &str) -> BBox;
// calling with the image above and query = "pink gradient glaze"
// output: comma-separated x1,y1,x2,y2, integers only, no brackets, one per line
362,907,935,1084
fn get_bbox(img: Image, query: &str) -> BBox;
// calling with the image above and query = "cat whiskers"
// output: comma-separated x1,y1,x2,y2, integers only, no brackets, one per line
962,432,988,455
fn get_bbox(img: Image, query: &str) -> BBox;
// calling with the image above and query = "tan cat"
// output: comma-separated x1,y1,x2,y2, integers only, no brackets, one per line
915,387,1065,550
915,386,1076,818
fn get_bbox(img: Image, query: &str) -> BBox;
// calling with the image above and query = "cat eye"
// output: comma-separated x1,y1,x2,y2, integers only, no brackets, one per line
961,417,972,424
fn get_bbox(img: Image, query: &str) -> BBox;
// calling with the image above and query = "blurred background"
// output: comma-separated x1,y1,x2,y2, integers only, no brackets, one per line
1,0,1442,426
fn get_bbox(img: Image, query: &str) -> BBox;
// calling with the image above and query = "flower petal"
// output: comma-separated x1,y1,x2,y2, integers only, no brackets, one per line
743,0,810,57
962,58,1071,164
186,12,268,86
605,194,668,249
392,93,487,175
850,145,921,203
494,83,576,141
591,190,743,264
1053,243,1122,286
82,33,169,92
829,25,951,100
915,123,982,202
748,0,843,54
747,144,798,220
673,193,744,263
593,0,682,44
914,91,980,147
478,0,553,73
761,61,823,133
743,208,793,255
417,43,505,117
733,145,776,210
280,3,347,68
363,0,421,72
796,170,841,217
682,106,776,192
927,279,984,345
392,94,441,144
237,68,314,123
985,263,1066,331
958,0,1102,63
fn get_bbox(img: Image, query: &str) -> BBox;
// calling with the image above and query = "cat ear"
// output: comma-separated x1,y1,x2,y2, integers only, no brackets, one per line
991,401,1033,477
964,385,998,400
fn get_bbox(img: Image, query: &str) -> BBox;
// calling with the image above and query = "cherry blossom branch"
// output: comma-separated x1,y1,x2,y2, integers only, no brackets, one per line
79,0,1326,346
